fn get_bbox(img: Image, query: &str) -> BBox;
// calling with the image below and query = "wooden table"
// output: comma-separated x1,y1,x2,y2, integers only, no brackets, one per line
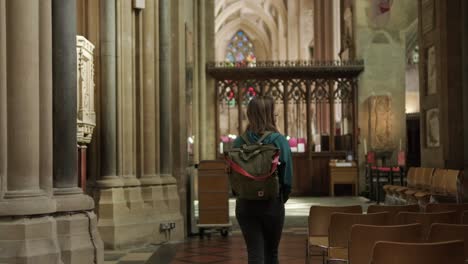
329,161,358,196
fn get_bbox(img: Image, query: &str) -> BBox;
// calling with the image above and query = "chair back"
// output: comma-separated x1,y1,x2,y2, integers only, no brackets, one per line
349,224,422,264
367,151,376,165
397,151,406,167
430,169,446,194
419,167,435,191
427,223,468,260
425,203,468,223
370,240,465,264
406,167,417,187
442,170,462,202
308,205,362,237
367,204,420,224
396,211,459,238
329,212,389,248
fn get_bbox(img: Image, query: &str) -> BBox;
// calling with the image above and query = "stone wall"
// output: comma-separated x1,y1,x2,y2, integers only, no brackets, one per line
355,0,417,191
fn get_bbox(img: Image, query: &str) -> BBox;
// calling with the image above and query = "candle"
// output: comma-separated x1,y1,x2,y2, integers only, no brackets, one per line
219,142,224,154
298,143,305,152
363,138,367,154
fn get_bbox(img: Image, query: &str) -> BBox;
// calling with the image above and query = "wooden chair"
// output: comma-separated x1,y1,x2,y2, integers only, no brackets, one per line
425,203,468,223
306,205,362,264
349,223,422,264
427,223,468,261
403,168,434,205
431,169,462,203
327,212,389,262
370,240,465,264
396,211,459,238
394,167,420,203
367,204,420,224
383,165,413,204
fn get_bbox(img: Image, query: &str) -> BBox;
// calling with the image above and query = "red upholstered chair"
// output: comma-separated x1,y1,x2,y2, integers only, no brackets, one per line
372,151,407,203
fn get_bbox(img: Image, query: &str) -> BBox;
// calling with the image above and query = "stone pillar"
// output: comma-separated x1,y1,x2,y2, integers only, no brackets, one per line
140,0,161,186
0,1,61,263
198,0,217,160
464,0,468,172
287,0,299,60
51,0,93,212
98,0,123,187
0,0,5,202
40,0,54,195
160,0,175,183
1,0,56,216
51,1,103,263
313,0,334,60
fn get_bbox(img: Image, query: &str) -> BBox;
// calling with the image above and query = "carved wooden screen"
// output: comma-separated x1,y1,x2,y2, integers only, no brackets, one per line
210,61,363,157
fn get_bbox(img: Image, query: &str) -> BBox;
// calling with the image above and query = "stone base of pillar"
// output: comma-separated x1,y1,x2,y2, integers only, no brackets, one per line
0,194,57,216
160,173,177,185
163,183,185,241
121,176,141,187
54,187,94,212
96,176,125,188
93,183,184,249
139,174,162,186
55,212,104,264
0,216,62,263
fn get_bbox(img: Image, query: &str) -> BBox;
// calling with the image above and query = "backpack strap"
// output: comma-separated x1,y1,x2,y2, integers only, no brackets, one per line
256,131,273,144
241,131,273,145
241,132,252,145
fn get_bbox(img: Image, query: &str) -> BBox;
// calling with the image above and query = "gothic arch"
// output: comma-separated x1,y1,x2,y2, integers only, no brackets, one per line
216,18,271,61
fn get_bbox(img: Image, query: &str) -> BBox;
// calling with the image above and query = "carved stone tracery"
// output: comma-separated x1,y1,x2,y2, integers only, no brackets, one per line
76,36,96,145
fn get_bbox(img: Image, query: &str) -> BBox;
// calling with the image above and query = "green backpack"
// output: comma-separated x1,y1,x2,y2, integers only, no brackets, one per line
225,131,280,200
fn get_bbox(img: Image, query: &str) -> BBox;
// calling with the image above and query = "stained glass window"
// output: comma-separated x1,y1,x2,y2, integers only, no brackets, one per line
225,30,256,67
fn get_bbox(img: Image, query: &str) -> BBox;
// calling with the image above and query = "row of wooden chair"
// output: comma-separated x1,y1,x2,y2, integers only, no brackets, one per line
383,167,463,206
306,204,468,264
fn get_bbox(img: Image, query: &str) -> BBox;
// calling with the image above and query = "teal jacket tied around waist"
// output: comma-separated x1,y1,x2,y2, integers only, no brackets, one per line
233,131,293,201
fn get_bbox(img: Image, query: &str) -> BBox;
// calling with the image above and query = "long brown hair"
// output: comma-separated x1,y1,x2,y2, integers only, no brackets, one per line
246,96,279,134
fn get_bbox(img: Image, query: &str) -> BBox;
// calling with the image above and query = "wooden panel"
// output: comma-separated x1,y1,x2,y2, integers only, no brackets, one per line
199,209,229,224
198,175,228,190
199,192,229,209
292,152,346,196
199,160,226,170
198,160,229,224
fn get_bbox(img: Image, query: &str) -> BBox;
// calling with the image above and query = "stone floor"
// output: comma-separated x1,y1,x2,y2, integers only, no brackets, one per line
104,196,371,264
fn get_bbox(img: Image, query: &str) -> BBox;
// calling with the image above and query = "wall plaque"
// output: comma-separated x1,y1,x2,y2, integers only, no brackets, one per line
426,108,440,147
368,95,393,150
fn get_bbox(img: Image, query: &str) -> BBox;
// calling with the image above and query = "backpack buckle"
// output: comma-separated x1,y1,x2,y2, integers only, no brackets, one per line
257,191,264,197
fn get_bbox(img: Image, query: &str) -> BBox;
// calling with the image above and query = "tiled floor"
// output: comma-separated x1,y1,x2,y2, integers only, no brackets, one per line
170,231,306,264
104,196,371,264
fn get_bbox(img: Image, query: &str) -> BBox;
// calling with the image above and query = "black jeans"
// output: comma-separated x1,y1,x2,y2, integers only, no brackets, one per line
235,197,285,264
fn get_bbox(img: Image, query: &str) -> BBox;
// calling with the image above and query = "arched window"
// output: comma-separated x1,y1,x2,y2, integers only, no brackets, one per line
225,30,256,67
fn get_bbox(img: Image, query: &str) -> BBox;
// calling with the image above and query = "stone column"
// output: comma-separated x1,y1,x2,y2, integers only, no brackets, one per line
140,0,161,186
1,0,7,201
51,1,103,262
0,0,56,216
463,0,468,173
0,1,61,263
287,0,299,60
198,0,216,160
98,0,123,187
313,0,334,60
51,0,93,211
159,0,176,183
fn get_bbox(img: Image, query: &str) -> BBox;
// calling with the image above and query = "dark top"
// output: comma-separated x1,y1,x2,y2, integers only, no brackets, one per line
233,130,293,201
